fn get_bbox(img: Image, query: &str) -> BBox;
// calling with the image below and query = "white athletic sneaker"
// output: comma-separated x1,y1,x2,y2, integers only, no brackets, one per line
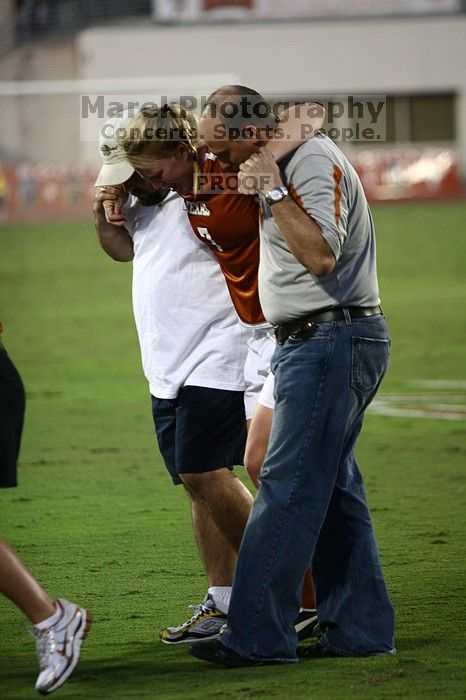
34,598,92,695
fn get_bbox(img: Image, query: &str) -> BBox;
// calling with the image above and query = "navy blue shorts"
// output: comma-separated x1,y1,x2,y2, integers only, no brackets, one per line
151,385,247,485
0,347,25,489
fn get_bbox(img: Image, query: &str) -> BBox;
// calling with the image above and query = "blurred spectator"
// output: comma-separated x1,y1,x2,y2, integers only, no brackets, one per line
0,166,8,222
15,0,50,42
17,165,37,206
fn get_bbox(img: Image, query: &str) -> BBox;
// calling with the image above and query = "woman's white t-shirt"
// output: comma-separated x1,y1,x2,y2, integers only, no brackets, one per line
124,193,251,399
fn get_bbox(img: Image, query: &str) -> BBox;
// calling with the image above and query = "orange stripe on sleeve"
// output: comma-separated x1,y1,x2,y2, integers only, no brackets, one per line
333,165,343,227
288,182,305,209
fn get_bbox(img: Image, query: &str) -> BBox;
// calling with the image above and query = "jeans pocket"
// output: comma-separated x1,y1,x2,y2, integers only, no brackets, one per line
351,337,390,396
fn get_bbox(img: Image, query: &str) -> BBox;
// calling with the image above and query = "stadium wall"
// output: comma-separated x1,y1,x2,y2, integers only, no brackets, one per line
77,15,466,97
76,15,466,171
0,13,465,220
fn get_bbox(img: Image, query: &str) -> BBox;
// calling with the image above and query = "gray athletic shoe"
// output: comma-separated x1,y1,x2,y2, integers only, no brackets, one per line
160,594,227,645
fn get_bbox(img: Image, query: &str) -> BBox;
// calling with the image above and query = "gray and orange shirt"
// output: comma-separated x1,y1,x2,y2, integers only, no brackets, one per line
258,133,380,325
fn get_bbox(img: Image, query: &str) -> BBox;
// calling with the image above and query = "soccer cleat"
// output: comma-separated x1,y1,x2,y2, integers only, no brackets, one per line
34,598,92,695
160,594,227,644
294,608,320,641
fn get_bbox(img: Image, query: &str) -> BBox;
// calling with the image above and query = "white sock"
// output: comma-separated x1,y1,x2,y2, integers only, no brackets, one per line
208,586,231,614
34,601,62,630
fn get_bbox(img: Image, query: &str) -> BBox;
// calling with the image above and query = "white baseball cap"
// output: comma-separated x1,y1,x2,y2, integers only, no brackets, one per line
94,111,135,187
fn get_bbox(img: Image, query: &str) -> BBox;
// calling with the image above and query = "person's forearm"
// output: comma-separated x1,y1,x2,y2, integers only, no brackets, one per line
238,147,335,276
93,205,134,262
268,197,335,277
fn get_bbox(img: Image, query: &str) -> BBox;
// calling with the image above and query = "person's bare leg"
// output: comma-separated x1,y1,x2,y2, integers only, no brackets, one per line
159,476,246,643
301,568,316,609
181,469,253,553
0,539,56,624
244,404,273,489
183,484,236,586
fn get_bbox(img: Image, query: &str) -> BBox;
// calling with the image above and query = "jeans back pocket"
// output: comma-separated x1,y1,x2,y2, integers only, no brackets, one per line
351,336,390,396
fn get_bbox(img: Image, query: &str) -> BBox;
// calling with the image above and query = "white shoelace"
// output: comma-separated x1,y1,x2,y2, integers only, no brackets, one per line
176,601,216,630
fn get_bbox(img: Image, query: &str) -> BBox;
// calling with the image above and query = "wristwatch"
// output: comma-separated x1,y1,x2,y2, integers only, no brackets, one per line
264,186,288,206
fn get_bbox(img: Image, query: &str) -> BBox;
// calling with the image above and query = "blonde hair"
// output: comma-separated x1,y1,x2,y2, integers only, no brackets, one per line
119,104,200,172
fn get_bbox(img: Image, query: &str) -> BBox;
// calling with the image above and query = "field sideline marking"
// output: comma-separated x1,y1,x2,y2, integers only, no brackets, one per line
407,380,466,390
368,380,466,421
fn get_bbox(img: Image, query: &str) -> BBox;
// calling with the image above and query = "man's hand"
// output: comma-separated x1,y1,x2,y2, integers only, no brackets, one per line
93,186,128,226
239,149,336,277
237,147,284,196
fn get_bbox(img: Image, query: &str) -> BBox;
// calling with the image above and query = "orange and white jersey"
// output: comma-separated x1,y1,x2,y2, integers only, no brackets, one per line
183,154,265,326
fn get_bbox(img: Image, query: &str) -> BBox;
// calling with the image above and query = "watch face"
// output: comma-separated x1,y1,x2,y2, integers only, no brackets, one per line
266,187,287,204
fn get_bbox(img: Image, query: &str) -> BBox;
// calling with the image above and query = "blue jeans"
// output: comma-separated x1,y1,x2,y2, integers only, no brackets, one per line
222,314,395,661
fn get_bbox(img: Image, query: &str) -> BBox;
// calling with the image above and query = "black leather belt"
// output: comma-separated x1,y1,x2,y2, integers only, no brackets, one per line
274,306,382,345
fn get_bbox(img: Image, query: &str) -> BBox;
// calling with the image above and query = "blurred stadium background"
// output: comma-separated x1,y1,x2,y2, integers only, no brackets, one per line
0,0,465,221
1,5,465,697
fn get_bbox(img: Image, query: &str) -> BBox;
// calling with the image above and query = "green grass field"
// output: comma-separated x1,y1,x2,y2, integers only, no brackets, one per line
0,202,465,699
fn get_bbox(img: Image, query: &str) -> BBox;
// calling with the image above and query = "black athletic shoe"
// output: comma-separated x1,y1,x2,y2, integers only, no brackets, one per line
297,643,344,659
294,608,320,641
298,643,397,659
189,639,276,667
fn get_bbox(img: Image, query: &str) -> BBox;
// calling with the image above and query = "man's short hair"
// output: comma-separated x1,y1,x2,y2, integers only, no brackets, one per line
203,85,277,140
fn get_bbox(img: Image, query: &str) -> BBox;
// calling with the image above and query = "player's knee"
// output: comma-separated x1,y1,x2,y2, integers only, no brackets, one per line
180,468,231,497
180,470,218,492
180,471,203,488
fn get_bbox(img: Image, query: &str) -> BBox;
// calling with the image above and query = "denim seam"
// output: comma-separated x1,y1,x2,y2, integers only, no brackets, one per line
248,507,288,655
347,493,364,652
290,324,336,509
